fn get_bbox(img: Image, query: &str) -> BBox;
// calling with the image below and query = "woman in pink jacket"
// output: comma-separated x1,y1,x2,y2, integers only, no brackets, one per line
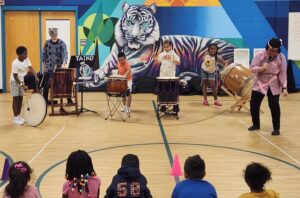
248,38,288,136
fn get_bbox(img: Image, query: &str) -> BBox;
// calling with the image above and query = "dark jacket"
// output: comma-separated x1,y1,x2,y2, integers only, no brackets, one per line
104,165,152,198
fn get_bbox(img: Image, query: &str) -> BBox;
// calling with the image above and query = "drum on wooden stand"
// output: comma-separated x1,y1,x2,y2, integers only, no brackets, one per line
220,63,254,98
52,69,74,98
23,93,47,126
50,69,78,116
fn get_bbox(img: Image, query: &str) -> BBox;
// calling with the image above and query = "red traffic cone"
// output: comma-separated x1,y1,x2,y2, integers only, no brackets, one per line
171,154,182,176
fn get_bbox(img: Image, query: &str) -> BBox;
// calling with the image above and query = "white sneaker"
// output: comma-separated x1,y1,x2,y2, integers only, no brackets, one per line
121,106,126,112
13,117,24,125
18,115,25,123
126,107,131,113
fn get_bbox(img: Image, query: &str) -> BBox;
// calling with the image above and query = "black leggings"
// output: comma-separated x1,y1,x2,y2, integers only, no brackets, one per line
250,88,280,130
43,72,52,103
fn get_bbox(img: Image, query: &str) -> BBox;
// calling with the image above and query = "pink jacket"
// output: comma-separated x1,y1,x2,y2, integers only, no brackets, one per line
250,51,287,95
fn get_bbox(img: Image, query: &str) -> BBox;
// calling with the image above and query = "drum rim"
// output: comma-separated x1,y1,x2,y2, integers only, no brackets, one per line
108,76,127,79
106,92,126,97
240,78,254,97
24,93,47,127
220,64,236,82
157,101,179,105
156,77,179,80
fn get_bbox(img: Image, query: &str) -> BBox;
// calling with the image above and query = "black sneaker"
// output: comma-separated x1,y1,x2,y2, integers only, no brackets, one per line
271,129,280,136
248,125,260,131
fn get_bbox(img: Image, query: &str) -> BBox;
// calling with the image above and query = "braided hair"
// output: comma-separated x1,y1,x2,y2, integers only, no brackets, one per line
65,150,96,194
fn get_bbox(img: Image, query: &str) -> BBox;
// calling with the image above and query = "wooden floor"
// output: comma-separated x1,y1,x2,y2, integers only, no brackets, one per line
0,92,299,197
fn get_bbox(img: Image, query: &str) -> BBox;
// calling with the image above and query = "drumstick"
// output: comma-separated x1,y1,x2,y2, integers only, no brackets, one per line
53,65,57,72
39,73,45,88
39,64,57,88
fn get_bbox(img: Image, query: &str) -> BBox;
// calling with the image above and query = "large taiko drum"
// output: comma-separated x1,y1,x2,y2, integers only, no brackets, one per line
107,75,128,94
23,93,47,127
52,69,74,98
220,63,254,97
157,77,179,104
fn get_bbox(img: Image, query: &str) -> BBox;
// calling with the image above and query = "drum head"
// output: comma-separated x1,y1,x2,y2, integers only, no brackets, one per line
157,77,179,80
23,93,47,127
220,64,235,82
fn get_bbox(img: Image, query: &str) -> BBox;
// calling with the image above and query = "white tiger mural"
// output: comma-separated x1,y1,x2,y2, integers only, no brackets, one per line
92,2,234,89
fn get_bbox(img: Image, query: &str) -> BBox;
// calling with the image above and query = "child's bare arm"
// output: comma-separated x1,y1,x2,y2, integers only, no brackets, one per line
28,66,39,82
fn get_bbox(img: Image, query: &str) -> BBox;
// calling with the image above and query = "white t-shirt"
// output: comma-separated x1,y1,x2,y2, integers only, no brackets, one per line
201,53,223,73
158,50,180,77
10,58,32,82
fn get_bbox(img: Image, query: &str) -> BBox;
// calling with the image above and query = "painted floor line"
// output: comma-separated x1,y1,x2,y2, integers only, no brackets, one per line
0,125,66,192
28,125,66,164
239,120,300,165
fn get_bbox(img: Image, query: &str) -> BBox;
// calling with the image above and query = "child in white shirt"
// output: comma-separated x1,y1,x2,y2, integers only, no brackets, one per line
157,40,180,77
157,40,180,115
10,46,38,125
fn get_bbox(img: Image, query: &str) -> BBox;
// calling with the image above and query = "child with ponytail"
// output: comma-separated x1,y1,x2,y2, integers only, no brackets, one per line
3,161,41,198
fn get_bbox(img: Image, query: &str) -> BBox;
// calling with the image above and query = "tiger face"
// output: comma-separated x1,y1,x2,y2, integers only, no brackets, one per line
115,3,160,49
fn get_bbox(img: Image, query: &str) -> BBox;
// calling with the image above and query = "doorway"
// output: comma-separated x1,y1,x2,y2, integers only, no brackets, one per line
4,10,75,92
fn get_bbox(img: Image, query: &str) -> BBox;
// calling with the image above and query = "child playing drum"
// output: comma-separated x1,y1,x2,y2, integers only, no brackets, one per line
158,39,180,77
157,39,180,115
201,43,228,106
10,46,39,125
117,52,132,113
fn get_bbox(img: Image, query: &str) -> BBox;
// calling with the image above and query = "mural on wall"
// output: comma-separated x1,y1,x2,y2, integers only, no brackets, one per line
78,1,235,90
3,0,300,90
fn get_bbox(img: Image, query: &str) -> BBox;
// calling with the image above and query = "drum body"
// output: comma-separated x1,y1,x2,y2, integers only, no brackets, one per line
157,77,179,104
23,93,47,126
52,69,74,98
24,73,37,90
107,76,128,94
220,63,254,97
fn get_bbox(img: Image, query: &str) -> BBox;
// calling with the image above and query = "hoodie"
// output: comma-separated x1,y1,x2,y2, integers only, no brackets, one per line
104,165,152,198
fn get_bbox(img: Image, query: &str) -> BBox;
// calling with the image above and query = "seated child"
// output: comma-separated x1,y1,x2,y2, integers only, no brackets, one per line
172,154,217,198
239,162,279,198
3,161,41,198
62,150,101,198
104,154,152,198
